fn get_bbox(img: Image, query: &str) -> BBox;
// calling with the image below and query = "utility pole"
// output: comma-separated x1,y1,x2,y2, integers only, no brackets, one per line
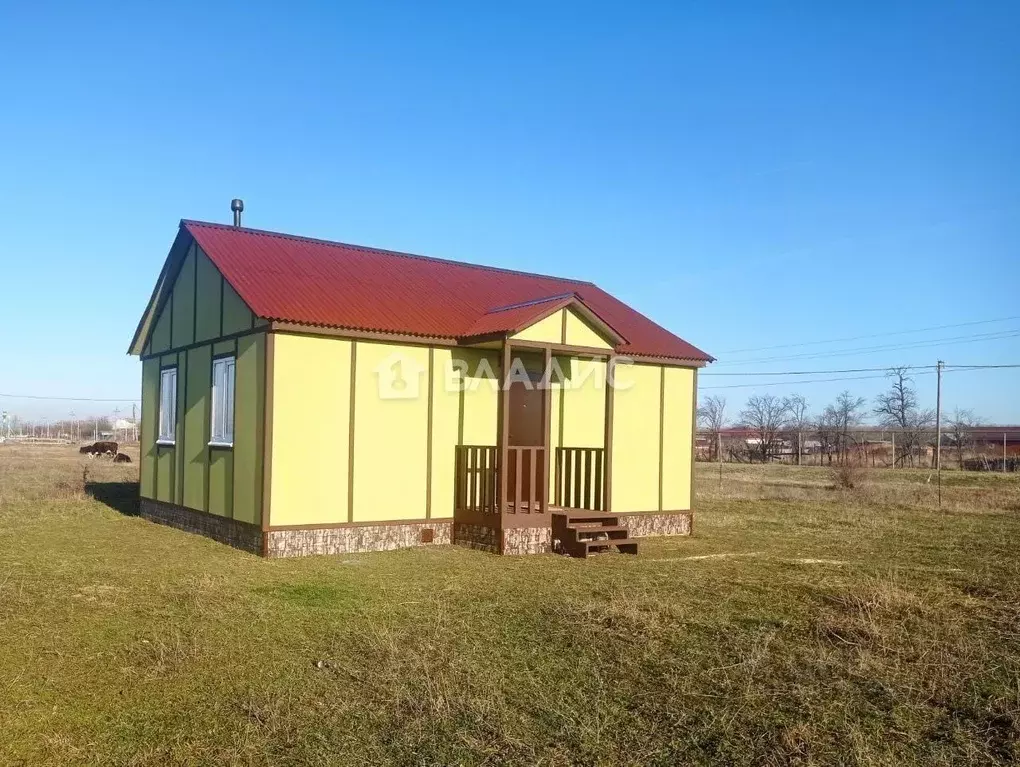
1005,432,1009,474
717,432,723,488
935,360,944,507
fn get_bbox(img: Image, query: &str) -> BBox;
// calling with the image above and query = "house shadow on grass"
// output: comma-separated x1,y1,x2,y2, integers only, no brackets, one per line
86,482,140,517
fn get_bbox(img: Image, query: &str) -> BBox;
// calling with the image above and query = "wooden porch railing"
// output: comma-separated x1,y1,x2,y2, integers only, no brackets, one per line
454,445,548,515
505,446,547,514
555,446,606,511
454,445,498,514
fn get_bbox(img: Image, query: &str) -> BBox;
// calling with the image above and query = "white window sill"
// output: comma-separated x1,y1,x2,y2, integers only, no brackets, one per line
208,441,234,449
156,439,176,447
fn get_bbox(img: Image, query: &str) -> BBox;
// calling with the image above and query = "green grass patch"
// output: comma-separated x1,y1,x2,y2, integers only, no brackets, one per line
0,445,1018,765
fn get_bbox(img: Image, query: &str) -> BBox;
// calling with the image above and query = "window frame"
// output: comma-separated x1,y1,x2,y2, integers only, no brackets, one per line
209,354,236,447
157,366,178,445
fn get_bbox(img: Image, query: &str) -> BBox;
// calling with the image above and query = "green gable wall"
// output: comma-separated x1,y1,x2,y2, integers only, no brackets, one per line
183,346,211,511
194,246,222,342
232,334,265,524
139,358,159,498
171,246,196,350
144,242,255,358
138,235,266,530
208,451,233,517
150,301,171,354
222,280,253,336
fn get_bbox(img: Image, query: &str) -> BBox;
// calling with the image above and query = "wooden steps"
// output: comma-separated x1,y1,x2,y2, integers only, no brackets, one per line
552,510,638,558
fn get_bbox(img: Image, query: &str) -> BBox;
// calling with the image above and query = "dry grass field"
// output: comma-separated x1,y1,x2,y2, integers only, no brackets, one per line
1,445,1018,766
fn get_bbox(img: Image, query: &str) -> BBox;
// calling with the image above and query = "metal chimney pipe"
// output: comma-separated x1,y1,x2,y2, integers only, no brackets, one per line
231,198,244,227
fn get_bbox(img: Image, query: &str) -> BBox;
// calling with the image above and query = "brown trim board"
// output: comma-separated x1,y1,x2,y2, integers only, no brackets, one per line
177,350,187,505
509,339,613,358
615,509,693,517
268,517,453,532
604,355,615,512
347,341,357,523
498,343,511,534
140,326,265,361
658,366,665,512
260,331,276,554
542,347,552,512
271,321,457,348
425,347,434,519
626,355,709,368
690,367,698,522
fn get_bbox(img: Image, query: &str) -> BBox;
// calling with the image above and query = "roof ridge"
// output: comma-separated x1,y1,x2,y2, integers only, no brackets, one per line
181,219,596,286
485,292,576,314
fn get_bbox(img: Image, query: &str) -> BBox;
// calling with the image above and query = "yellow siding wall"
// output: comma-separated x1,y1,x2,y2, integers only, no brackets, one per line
511,310,563,343
430,349,459,519
661,367,695,511
456,349,499,445
547,382,562,500
267,339,500,526
269,334,351,526
564,309,613,349
352,342,430,521
264,333,696,525
560,357,606,448
610,363,661,512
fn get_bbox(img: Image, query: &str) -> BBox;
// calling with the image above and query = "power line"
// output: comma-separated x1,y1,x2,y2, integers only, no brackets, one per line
712,329,1020,366
703,362,1020,377
703,364,933,377
699,362,1018,390
0,393,140,403
700,371,937,390
719,315,1020,355
944,364,1020,371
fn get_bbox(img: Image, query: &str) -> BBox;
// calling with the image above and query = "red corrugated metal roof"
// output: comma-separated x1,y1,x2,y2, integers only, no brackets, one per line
182,220,713,362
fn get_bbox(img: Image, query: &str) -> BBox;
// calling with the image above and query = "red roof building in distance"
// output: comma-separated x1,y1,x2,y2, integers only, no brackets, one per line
174,220,712,364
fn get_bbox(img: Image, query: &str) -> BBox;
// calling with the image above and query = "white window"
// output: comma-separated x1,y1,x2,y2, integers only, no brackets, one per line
158,367,178,443
210,356,236,445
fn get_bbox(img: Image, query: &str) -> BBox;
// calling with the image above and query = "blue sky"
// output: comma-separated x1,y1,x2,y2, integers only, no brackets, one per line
1,1,1017,425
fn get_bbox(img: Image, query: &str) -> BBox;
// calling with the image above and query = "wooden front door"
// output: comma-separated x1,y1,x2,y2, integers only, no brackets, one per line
508,376,544,447
506,369,547,509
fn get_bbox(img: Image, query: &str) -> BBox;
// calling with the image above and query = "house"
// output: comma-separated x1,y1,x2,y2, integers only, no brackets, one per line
128,206,713,557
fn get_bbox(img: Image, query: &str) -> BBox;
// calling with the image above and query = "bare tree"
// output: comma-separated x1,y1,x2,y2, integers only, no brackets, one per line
817,391,867,464
740,394,789,463
873,367,935,467
697,395,727,461
783,394,810,465
946,408,980,469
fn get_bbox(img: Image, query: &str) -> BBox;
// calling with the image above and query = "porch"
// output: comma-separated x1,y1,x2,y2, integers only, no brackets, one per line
449,340,636,555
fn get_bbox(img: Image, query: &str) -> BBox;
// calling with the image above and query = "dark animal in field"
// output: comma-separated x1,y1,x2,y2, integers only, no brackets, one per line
80,441,120,457
113,453,132,464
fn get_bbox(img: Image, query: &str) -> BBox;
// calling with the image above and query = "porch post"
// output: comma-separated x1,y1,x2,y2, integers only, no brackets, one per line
603,355,615,511
542,347,552,512
498,342,511,518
